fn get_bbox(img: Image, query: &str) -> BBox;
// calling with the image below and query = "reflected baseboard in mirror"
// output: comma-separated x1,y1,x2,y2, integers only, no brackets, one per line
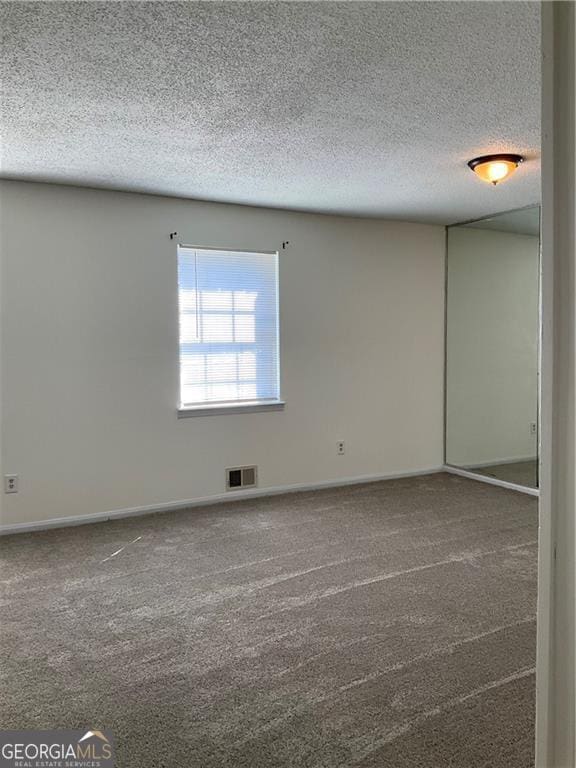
462,459,537,489
445,205,540,490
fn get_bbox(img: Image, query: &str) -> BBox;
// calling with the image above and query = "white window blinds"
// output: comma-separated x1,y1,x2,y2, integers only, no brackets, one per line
178,246,280,408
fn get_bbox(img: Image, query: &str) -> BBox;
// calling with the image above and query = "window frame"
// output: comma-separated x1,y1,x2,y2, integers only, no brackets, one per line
176,243,284,417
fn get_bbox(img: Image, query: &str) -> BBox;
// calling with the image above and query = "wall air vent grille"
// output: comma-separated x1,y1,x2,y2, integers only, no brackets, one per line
226,466,258,491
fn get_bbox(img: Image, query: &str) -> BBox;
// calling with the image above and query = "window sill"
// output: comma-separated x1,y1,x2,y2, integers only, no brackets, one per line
178,400,286,418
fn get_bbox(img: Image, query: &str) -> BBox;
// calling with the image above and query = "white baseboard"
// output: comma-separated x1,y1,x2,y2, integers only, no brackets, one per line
463,455,537,469
443,464,539,497
0,466,444,536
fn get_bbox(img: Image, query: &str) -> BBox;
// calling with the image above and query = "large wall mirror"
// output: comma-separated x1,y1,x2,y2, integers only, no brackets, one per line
445,206,540,490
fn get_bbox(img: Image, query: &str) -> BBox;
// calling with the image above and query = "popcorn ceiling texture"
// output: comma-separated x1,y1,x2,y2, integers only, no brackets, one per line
0,1,540,223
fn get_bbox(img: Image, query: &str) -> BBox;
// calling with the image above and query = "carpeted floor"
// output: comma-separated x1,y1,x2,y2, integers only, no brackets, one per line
470,460,538,489
0,472,538,768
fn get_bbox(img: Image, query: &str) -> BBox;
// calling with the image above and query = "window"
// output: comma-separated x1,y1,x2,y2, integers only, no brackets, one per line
177,246,281,412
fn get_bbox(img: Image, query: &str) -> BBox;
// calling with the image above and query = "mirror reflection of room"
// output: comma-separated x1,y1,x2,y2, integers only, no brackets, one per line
446,206,540,489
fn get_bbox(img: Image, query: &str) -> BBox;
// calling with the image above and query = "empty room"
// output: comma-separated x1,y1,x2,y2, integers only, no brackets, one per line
2,2,575,767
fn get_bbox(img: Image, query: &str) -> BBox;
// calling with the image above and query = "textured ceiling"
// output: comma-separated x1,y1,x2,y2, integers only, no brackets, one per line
0,1,540,224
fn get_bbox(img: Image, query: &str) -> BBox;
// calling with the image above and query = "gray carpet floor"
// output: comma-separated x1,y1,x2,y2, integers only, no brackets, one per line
470,460,538,489
0,472,538,767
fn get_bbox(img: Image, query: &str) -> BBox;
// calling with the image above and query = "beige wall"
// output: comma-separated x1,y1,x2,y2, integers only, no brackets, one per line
446,226,539,467
0,181,445,529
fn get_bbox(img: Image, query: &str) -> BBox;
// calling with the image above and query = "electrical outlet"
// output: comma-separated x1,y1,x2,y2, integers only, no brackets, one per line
530,422,537,435
337,440,345,455
4,475,18,494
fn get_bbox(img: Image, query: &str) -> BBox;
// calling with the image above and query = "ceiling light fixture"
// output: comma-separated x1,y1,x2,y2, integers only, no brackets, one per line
467,153,524,185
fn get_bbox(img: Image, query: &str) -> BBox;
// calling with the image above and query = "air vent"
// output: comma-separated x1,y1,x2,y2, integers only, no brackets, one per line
226,466,258,491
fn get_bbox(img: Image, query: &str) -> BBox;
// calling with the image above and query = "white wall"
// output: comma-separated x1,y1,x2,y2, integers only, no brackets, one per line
537,4,576,765
0,181,445,528
446,226,539,467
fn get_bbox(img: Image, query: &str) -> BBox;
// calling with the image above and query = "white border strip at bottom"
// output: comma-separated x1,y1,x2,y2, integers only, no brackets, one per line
464,455,537,469
443,464,540,497
1,466,444,536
